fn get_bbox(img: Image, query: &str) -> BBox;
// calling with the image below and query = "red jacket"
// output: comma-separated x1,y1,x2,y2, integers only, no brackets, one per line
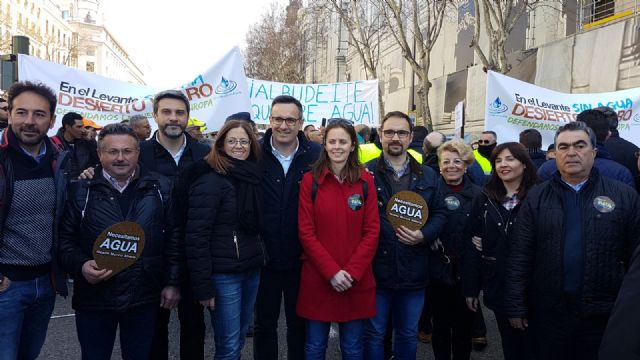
297,168,380,322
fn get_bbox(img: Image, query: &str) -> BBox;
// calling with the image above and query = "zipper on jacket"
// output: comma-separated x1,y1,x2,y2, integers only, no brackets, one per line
233,231,240,259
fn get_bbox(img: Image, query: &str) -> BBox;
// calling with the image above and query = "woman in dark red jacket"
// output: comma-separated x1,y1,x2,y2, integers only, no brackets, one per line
297,119,380,359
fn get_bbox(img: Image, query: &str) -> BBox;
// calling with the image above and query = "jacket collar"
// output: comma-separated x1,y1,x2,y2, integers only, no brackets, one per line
262,128,313,157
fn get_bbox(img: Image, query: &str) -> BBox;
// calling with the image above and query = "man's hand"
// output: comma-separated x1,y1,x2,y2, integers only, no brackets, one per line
396,225,424,245
472,236,483,251
199,297,215,310
330,270,354,292
81,260,112,284
465,297,479,312
78,167,95,180
509,318,528,330
160,286,181,310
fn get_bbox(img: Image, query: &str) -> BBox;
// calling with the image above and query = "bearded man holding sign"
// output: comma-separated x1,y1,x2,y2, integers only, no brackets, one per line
58,123,181,360
363,111,447,360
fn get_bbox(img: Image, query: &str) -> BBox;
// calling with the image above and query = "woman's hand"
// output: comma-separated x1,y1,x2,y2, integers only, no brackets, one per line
396,226,424,245
465,297,479,312
509,317,529,330
330,270,353,292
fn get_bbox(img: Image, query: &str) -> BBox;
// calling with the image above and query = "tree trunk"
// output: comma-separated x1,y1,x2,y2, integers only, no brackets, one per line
417,70,433,132
377,80,385,122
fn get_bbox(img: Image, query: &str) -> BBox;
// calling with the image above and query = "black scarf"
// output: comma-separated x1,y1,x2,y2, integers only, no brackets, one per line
477,143,496,159
226,157,263,235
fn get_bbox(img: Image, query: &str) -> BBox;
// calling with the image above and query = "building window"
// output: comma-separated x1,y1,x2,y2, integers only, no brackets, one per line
86,61,95,72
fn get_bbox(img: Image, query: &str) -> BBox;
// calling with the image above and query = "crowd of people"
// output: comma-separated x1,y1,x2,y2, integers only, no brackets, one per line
0,80,639,360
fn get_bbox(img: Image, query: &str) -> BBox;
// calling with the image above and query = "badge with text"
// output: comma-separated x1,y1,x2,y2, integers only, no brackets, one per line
444,196,461,211
92,222,145,276
593,196,615,213
385,191,429,231
348,194,363,211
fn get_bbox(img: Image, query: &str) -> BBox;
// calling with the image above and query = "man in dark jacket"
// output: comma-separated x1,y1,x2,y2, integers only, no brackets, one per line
51,111,99,178
519,128,546,169
363,111,447,359
537,110,634,187
254,95,321,360
0,81,70,360
58,123,181,359
506,121,640,360
598,106,640,191
143,90,210,360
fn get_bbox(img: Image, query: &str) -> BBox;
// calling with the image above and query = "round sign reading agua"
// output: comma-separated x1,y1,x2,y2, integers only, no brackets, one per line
92,222,145,276
385,191,429,231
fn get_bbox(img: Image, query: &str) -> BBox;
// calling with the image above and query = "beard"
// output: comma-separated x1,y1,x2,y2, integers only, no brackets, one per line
161,124,185,139
386,141,405,156
478,143,496,159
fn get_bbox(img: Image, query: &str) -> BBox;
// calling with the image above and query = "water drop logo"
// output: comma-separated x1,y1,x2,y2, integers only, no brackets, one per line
488,97,509,114
215,77,237,95
633,113,640,123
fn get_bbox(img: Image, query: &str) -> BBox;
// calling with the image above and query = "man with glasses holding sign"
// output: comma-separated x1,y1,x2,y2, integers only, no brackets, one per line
363,111,447,359
254,95,321,360
58,123,181,360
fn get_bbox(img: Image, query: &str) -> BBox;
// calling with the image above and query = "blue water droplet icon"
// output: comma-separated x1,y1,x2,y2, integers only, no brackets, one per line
492,97,502,108
221,77,229,87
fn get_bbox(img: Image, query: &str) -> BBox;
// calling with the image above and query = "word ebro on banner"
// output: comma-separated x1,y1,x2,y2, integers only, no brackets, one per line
249,79,377,124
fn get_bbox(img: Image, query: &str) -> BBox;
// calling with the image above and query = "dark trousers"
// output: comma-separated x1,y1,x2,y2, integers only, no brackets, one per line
430,281,473,360
471,306,487,338
253,267,305,360
418,287,433,334
76,305,156,360
532,311,608,360
494,312,533,360
149,286,205,360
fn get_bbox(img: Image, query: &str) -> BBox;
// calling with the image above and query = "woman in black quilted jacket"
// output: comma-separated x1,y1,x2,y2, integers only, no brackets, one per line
183,119,265,359
461,142,538,360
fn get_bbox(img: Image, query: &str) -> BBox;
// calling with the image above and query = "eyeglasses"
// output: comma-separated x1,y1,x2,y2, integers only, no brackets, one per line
382,130,411,139
225,139,251,147
326,118,354,126
104,148,139,157
478,140,493,145
441,158,465,167
271,116,300,127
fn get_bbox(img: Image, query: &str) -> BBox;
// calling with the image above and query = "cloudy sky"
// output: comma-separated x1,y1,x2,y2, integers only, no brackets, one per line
103,0,289,88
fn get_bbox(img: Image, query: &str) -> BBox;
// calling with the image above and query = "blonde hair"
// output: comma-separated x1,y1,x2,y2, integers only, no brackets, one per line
437,139,474,166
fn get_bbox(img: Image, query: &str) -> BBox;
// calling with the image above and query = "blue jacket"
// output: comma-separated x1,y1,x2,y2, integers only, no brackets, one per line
260,129,321,270
537,144,634,187
366,156,447,290
0,129,70,296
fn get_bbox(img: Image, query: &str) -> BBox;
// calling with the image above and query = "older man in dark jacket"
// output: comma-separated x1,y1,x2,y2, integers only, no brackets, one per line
506,121,640,360
363,111,447,360
58,124,181,360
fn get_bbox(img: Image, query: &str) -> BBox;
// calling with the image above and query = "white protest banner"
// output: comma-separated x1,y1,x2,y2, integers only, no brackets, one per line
485,71,640,147
248,78,379,126
18,47,252,133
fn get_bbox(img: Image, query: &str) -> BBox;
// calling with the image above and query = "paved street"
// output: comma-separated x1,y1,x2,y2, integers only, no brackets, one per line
41,287,503,359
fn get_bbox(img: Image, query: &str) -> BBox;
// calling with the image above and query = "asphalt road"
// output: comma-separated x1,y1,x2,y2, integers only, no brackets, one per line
40,287,503,359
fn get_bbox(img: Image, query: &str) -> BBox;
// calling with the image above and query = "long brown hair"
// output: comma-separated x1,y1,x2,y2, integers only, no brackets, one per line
311,119,362,184
206,120,261,174
484,142,539,202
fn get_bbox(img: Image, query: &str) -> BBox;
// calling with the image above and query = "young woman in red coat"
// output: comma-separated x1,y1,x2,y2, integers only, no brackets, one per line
297,119,380,359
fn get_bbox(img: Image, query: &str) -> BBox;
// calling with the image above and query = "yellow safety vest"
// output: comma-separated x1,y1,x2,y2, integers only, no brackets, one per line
473,149,492,175
358,143,423,165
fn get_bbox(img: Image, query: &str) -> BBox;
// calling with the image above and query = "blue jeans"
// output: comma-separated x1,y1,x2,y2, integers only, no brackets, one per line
364,288,425,360
75,304,156,360
0,274,55,360
306,319,364,360
210,270,260,360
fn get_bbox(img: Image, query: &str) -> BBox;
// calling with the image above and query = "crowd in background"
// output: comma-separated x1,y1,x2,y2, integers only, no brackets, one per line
0,82,639,360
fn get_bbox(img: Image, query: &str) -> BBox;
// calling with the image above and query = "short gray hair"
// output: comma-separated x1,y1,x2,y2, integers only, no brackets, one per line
554,121,597,148
128,115,148,128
